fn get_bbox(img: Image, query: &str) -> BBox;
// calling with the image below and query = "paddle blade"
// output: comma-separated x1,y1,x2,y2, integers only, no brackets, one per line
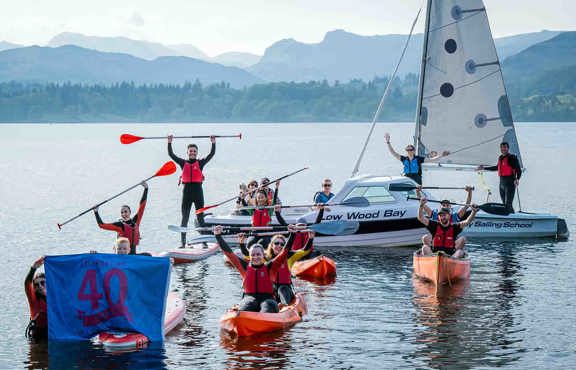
340,197,370,208
195,205,216,215
310,221,360,236
120,133,143,144
154,161,177,177
478,203,511,216
238,133,242,140
388,183,417,192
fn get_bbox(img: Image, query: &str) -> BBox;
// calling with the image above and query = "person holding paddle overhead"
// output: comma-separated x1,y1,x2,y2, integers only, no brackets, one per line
477,142,522,213
417,197,479,258
417,185,474,223
25,256,47,341
384,133,449,185
214,225,291,313
168,134,216,247
94,181,148,255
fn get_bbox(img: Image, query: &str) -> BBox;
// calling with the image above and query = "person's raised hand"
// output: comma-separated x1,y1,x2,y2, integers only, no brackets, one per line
167,134,174,143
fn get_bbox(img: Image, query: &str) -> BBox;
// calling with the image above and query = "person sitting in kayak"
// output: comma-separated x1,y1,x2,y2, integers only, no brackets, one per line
168,134,216,247
214,225,291,313
384,133,449,185
313,179,335,205
25,256,47,341
94,181,148,254
114,237,131,255
275,204,324,253
417,197,479,258
260,177,278,205
265,232,315,305
417,185,474,222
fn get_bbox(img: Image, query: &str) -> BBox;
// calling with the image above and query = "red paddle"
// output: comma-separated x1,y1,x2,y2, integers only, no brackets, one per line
195,166,310,215
57,161,177,229
120,133,242,144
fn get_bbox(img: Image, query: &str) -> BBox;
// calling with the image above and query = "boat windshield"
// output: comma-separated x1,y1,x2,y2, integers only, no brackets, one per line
343,186,396,204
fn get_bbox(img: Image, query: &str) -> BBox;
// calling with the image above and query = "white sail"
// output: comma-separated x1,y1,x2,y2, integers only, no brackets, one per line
415,0,523,168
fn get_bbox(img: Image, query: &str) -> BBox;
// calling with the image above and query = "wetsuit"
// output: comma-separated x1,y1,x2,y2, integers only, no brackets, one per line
25,267,47,341
216,234,289,313
400,155,426,185
484,153,522,213
314,191,334,204
95,187,148,254
168,142,215,246
425,220,463,256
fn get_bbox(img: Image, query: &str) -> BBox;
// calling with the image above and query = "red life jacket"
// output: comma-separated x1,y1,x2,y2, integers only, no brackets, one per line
252,209,271,227
243,264,274,294
181,161,204,183
29,293,48,329
119,222,140,249
432,223,456,248
266,190,274,205
497,155,516,177
291,232,310,251
273,260,292,285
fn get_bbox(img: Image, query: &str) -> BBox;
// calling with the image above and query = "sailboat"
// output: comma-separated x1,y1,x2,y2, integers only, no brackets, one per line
200,0,568,247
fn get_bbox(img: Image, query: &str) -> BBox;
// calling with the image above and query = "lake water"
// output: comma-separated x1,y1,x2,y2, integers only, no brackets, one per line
0,123,574,369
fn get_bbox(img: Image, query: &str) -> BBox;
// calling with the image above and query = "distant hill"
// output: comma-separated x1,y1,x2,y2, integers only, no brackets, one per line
49,32,208,60
212,52,261,68
0,41,22,52
249,29,567,82
0,45,261,87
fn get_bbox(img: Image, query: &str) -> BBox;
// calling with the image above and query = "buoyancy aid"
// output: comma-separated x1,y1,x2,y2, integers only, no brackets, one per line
291,232,309,251
181,161,204,183
243,264,274,294
32,300,48,329
497,155,516,177
252,209,271,227
120,222,140,248
274,261,292,285
402,156,421,175
432,223,456,248
266,190,274,205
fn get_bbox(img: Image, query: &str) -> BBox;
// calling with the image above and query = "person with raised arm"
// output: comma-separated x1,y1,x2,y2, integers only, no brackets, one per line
25,256,47,341
384,132,449,185
168,134,216,247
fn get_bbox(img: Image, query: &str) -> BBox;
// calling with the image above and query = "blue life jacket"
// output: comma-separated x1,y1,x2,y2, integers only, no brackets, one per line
402,156,422,175
314,192,334,204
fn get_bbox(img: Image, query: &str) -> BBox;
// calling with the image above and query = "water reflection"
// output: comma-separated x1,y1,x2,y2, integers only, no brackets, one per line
221,330,292,369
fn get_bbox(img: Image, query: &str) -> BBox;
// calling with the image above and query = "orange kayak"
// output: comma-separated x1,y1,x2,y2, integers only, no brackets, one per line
413,251,470,286
291,256,336,279
220,293,307,337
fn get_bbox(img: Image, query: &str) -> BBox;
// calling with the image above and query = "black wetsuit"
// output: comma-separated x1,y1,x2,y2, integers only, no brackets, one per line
484,153,522,213
168,142,215,246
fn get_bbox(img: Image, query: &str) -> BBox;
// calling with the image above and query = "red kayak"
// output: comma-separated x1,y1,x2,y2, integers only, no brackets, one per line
157,242,219,264
96,291,185,350
220,293,307,337
291,256,337,280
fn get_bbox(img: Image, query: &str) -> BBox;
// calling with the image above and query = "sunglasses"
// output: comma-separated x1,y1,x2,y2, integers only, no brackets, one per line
405,148,415,152
323,184,332,187
273,241,285,246
34,280,46,287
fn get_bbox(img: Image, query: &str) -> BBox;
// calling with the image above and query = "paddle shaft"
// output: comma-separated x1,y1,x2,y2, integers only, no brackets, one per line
58,174,154,229
407,196,470,208
196,166,309,214
141,135,240,139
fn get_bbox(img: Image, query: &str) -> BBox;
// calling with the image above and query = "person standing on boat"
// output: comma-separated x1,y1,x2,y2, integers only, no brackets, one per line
384,133,449,185
167,134,216,247
417,198,479,258
478,142,522,213
93,182,148,254
313,179,335,204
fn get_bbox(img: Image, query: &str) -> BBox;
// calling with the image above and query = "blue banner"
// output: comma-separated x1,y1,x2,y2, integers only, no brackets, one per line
45,254,171,342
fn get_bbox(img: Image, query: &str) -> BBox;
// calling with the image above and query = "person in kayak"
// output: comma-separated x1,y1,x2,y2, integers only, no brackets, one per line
417,197,479,258
478,142,522,213
275,204,324,253
214,225,290,313
417,185,474,223
168,134,216,247
265,232,315,305
93,182,148,254
25,256,47,341
113,237,131,255
313,179,335,204
384,133,449,185
260,177,277,205
249,185,279,227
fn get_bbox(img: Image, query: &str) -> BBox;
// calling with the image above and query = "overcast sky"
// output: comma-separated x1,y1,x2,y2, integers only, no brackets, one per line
1,0,574,56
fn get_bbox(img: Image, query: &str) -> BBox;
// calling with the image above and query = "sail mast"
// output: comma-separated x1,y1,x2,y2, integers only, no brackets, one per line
414,0,433,156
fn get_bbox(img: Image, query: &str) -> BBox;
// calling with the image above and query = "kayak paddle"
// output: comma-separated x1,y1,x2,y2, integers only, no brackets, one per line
195,166,310,215
406,197,511,216
389,183,473,192
57,161,177,229
237,196,370,211
120,133,242,144
199,221,360,237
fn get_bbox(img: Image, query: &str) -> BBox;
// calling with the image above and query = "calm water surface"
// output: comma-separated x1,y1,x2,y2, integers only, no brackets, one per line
0,123,574,369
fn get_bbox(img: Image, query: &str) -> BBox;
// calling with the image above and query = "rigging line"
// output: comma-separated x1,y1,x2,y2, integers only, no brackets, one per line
428,11,484,33
448,134,503,156
351,3,424,177
423,69,500,100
